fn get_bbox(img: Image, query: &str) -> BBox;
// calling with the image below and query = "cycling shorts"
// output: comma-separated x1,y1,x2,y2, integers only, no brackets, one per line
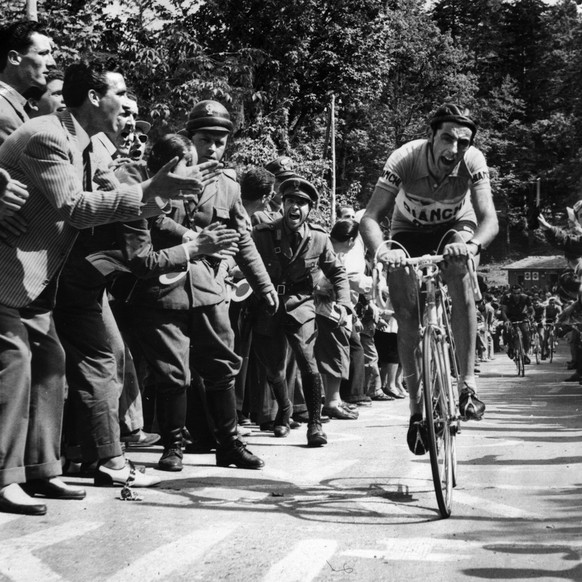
390,220,476,258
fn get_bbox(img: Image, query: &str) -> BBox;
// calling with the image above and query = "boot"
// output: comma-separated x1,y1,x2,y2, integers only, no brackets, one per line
185,370,219,453
157,391,186,472
207,389,264,469
303,373,327,447
271,380,292,438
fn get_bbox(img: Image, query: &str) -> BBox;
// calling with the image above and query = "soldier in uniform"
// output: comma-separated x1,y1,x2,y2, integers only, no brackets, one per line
168,100,279,468
252,177,351,446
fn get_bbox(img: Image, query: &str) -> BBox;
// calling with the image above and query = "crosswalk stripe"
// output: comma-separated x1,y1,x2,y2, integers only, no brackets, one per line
262,539,338,582
452,490,543,519
0,521,102,582
104,523,239,582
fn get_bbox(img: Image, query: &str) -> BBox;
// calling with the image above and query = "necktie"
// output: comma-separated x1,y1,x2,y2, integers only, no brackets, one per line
290,232,301,254
82,144,93,192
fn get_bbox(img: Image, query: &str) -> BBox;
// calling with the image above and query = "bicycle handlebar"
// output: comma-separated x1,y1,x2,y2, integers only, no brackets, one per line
372,245,482,303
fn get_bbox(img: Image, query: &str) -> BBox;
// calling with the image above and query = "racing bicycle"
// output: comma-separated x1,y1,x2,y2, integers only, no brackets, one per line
372,246,481,518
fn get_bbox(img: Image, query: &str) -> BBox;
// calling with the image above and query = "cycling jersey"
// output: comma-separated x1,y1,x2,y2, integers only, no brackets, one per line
376,139,490,233
545,304,561,322
532,304,545,323
501,293,532,322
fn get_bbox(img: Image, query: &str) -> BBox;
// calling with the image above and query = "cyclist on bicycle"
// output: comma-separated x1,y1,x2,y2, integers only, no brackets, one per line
531,293,546,358
545,296,562,322
360,103,498,455
500,284,533,363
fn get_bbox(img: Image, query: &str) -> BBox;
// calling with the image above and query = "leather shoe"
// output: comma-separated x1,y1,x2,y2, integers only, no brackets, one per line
216,439,264,469
383,387,405,399
95,460,161,487
121,429,161,448
322,405,358,420
273,424,290,437
158,447,183,472
371,391,392,401
0,484,47,516
22,478,86,500
307,422,327,447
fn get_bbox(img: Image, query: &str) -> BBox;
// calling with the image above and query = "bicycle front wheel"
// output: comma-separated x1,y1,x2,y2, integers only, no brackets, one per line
532,332,540,365
514,333,525,377
548,329,555,363
422,326,455,518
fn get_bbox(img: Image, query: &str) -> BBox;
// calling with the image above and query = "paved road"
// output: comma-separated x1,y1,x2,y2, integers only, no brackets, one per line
1,344,581,582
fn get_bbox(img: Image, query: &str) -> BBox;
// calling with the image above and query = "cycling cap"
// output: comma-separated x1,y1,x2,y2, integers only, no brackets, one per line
429,103,477,139
185,100,233,134
510,284,522,291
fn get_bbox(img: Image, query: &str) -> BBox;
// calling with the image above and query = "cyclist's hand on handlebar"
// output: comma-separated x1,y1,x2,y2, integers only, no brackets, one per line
443,241,475,258
377,248,407,268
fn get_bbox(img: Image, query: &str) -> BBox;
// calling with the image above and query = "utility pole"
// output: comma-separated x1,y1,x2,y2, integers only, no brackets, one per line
330,94,336,224
26,0,38,21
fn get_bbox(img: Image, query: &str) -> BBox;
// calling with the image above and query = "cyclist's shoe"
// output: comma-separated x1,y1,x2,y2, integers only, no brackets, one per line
524,355,531,365
459,385,485,421
407,414,428,456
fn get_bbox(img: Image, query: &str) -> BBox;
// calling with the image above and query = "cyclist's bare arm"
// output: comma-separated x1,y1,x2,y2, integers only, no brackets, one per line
468,181,499,250
360,183,404,266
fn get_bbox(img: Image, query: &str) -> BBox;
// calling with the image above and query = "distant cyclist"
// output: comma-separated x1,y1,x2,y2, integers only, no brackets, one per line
360,103,499,455
500,284,533,363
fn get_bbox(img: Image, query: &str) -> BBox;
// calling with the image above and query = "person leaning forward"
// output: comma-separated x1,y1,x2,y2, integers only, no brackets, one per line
0,59,208,516
252,177,351,447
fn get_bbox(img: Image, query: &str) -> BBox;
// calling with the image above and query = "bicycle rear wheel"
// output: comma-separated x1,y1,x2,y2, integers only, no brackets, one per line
422,325,455,518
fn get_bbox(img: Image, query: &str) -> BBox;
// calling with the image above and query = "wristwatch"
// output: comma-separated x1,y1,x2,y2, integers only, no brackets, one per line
467,240,482,255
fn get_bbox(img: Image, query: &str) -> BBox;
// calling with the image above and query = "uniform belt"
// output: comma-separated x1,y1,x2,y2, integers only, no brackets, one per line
276,280,313,296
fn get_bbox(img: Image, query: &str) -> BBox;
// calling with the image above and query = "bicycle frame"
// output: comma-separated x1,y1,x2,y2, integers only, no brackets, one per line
405,254,461,518
509,321,526,377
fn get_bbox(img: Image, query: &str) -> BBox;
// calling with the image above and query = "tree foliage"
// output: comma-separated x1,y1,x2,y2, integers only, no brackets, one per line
3,0,582,256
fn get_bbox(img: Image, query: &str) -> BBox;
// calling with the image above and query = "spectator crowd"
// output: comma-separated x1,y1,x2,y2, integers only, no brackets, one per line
0,20,579,517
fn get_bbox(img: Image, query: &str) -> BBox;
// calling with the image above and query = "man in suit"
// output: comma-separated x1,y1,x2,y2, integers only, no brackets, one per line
0,60,209,515
0,20,56,145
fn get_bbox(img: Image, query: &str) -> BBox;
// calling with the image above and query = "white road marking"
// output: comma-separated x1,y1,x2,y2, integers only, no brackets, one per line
452,489,543,519
0,513,20,526
195,487,270,503
105,523,239,582
262,539,337,582
0,521,102,582
343,537,582,563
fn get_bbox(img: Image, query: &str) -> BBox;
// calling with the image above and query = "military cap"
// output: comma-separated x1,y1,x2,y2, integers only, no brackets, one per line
279,177,318,205
185,100,233,134
135,120,151,134
265,156,296,181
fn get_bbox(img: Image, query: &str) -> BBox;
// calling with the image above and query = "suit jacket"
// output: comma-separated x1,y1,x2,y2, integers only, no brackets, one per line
114,170,275,310
0,81,28,146
0,110,164,309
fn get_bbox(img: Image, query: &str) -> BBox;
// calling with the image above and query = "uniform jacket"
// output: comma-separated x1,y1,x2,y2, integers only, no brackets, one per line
113,170,275,310
0,110,163,308
252,217,350,333
0,81,28,146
